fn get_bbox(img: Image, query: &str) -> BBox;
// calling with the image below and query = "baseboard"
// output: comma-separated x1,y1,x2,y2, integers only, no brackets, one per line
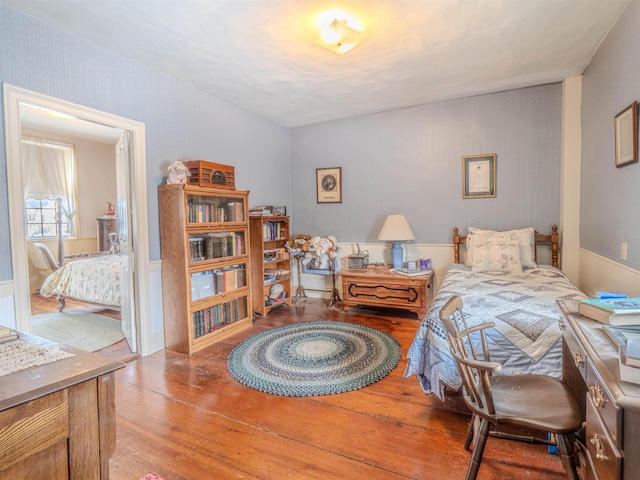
579,248,640,297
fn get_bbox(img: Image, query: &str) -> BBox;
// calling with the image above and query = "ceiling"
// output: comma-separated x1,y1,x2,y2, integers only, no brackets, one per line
2,0,631,128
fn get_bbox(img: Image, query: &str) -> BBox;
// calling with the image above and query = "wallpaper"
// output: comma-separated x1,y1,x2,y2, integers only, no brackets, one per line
0,6,291,281
290,83,562,244
581,0,640,270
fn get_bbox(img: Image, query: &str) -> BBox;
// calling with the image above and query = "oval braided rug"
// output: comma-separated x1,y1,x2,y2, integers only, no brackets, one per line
227,321,401,397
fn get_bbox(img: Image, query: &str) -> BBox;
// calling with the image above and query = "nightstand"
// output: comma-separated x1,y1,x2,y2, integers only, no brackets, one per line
340,268,433,317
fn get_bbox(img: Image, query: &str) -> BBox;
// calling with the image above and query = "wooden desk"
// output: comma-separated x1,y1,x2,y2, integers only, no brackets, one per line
558,300,640,480
0,333,124,480
340,268,433,317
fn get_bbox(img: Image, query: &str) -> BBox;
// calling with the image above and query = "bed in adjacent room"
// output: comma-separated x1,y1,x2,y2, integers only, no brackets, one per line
404,226,586,401
38,248,121,312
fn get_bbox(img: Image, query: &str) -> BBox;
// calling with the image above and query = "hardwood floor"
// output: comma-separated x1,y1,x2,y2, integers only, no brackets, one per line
109,299,571,480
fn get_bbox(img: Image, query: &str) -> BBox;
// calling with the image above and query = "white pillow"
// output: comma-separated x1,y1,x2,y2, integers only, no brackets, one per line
466,227,537,269
470,240,523,273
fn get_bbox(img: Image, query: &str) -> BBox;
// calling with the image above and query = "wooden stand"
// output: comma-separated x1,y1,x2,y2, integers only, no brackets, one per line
293,258,341,308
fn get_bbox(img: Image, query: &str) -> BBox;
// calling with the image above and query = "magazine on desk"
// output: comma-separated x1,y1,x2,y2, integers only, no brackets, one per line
602,325,640,383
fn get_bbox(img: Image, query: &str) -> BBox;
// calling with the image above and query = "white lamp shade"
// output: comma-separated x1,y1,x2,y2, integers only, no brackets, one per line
377,214,415,241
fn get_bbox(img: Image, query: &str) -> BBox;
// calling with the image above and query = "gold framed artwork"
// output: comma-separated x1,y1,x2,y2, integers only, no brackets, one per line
316,167,342,203
614,101,638,168
462,154,496,199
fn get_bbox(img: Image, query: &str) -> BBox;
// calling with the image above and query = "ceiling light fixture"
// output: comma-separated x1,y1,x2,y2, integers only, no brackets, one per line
319,17,364,55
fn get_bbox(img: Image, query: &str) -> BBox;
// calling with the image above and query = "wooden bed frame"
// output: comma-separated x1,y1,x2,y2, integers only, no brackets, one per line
452,225,560,268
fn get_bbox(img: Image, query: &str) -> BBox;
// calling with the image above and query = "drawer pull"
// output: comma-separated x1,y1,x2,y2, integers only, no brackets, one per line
573,350,585,368
590,434,609,462
590,384,607,408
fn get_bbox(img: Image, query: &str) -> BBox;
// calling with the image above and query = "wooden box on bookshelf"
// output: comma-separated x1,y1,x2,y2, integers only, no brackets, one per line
158,183,252,354
183,160,235,190
249,215,291,316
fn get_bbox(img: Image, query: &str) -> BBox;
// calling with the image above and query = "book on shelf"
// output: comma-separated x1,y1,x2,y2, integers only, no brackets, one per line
249,205,273,216
578,302,640,325
395,268,432,277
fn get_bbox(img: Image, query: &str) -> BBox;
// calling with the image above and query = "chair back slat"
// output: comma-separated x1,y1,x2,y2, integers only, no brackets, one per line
439,296,500,416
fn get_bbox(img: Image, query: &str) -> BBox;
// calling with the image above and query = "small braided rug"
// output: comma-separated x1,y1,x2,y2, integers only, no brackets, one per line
227,321,401,396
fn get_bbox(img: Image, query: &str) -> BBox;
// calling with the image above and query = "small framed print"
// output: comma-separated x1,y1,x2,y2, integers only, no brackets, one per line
462,154,496,199
273,206,287,216
316,167,342,203
614,101,638,168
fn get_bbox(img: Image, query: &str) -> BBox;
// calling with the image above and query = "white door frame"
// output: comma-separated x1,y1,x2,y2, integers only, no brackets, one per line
3,83,153,355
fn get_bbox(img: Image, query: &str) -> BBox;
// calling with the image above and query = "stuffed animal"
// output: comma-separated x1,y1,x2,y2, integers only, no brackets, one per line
167,161,191,184
301,236,321,267
315,236,338,269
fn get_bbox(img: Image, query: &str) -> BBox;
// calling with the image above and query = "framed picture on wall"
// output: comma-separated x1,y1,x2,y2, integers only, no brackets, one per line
316,167,342,203
462,154,496,198
614,101,638,168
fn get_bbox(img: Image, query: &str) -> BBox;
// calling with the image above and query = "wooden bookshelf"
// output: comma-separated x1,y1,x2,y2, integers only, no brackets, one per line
158,184,252,355
249,215,291,316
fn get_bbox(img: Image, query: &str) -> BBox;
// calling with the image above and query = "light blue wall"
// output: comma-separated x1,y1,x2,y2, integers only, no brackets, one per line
0,5,569,284
581,0,640,270
290,84,562,243
0,6,291,281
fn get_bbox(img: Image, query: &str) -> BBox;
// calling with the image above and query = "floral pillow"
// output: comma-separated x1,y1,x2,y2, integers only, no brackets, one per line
466,227,537,269
470,240,523,273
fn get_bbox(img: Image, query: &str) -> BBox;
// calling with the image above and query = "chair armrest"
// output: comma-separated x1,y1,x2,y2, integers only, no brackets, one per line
455,355,502,373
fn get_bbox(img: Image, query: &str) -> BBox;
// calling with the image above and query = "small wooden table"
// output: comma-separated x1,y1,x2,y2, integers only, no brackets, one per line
340,268,433,317
0,332,124,480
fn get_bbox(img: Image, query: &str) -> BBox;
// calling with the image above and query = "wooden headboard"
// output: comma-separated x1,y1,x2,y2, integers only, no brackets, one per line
453,225,560,268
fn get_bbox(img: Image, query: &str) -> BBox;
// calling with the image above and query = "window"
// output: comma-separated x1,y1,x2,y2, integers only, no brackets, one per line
25,198,70,240
21,137,77,239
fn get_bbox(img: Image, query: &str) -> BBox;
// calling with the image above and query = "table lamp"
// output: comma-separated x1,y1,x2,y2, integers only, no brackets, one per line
377,214,415,270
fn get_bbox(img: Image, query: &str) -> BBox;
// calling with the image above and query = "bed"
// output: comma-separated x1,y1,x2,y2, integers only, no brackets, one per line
39,253,122,312
404,226,586,401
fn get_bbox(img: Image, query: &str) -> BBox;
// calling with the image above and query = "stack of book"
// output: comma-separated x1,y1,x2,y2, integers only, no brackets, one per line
0,326,18,344
578,294,640,326
602,324,640,384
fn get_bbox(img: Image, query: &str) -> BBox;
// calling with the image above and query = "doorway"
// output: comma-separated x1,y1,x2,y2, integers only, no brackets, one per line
4,84,153,355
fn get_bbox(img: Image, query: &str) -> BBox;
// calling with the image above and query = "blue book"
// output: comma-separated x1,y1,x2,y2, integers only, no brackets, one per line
581,297,640,314
596,291,628,299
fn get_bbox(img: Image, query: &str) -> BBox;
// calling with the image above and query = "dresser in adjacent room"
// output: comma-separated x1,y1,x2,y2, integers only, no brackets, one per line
96,216,118,252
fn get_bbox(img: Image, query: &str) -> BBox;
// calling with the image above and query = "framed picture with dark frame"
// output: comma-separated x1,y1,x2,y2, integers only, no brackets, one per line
462,154,496,199
316,167,342,203
614,101,638,168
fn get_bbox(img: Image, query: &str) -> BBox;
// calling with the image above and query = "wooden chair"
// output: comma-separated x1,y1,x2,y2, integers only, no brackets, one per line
439,295,582,480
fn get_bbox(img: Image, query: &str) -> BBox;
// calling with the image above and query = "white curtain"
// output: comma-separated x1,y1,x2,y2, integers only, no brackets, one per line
21,137,78,225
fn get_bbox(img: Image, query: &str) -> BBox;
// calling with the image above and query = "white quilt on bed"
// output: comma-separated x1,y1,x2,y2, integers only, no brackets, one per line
404,265,586,401
40,254,121,307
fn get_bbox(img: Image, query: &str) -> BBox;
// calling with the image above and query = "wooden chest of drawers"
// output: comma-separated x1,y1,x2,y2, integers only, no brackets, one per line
559,300,640,480
340,268,433,317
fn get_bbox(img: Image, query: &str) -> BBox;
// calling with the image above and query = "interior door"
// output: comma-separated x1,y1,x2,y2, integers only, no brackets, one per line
116,131,136,352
